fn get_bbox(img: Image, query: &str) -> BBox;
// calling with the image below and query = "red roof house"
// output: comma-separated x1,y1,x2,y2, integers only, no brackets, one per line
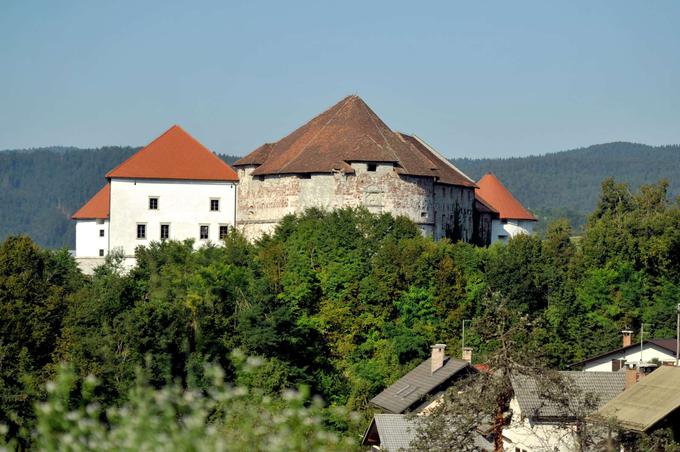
476,172,536,221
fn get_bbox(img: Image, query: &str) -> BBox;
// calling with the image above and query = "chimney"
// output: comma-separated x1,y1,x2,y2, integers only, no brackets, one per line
462,347,473,364
622,330,633,347
431,344,446,374
624,363,639,390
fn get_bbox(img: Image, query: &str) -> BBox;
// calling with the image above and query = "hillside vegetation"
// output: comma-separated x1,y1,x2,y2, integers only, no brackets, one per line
1,179,678,447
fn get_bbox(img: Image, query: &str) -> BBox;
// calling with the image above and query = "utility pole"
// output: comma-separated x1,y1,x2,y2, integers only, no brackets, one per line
640,323,652,364
462,319,471,359
676,304,679,366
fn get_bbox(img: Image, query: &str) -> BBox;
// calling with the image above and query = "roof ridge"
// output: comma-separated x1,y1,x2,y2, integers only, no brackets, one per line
277,96,354,174
360,98,401,165
106,124,180,178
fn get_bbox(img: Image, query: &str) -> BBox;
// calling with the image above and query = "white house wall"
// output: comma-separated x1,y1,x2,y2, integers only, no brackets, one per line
490,219,535,244
108,178,237,263
583,344,677,372
75,219,109,258
503,397,579,452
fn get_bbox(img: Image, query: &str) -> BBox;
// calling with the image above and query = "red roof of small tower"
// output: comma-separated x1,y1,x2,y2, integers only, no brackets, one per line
476,173,536,221
106,125,238,181
72,184,110,219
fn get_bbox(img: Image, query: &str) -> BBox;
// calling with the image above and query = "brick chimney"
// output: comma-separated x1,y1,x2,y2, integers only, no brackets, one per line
431,344,446,374
625,363,639,390
622,330,633,347
462,347,473,364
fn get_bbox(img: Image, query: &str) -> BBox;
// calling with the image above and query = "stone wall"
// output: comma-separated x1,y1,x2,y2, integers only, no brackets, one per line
236,163,474,241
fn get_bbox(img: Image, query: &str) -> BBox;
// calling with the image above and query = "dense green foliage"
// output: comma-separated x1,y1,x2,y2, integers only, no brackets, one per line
0,147,239,249
453,142,680,232
0,178,678,448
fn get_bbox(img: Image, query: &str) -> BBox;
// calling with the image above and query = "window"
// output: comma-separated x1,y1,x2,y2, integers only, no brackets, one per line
99,249,104,257
367,163,377,172
612,359,623,371
210,199,220,211
99,229,105,237
200,225,209,240
149,197,159,210
137,224,146,239
219,225,229,239
160,224,170,240
299,173,311,179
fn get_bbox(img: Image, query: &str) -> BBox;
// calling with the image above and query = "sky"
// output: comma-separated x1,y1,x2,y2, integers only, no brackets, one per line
1,1,679,158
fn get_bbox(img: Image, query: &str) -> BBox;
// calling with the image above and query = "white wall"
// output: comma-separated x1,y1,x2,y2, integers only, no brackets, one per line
490,219,535,244
584,344,677,372
503,397,579,452
109,178,237,260
75,219,109,258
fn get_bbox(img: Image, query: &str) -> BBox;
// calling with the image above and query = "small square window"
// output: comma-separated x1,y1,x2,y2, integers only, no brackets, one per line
367,163,377,172
137,224,146,239
219,225,229,239
99,229,105,237
99,249,104,257
160,224,170,240
149,197,159,210
200,225,209,240
210,199,220,211
299,173,311,179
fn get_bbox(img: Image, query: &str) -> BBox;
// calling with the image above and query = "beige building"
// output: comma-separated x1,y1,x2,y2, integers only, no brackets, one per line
233,95,478,241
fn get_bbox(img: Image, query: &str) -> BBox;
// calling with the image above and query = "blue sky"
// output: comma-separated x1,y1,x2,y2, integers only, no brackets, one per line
1,1,679,158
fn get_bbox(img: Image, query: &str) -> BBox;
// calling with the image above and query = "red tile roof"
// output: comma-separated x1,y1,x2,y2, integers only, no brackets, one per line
106,125,238,181
72,184,110,220
476,172,536,221
474,193,499,215
235,96,471,186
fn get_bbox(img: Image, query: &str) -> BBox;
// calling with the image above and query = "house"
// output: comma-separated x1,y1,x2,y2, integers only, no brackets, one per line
362,344,484,450
475,172,537,244
232,95,478,242
72,125,238,272
361,413,492,451
594,366,680,438
568,331,678,372
503,371,626,452
369,344,474,414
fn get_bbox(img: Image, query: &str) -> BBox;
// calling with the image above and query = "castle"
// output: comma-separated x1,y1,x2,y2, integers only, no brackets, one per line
72,96,535,271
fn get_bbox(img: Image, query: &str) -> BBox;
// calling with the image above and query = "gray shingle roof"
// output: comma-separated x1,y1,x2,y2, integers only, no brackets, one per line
512,371,625,420
362,414,493,451
370,357,471,414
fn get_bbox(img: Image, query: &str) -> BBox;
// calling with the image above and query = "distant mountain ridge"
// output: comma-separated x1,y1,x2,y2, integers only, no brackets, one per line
0,142,677,248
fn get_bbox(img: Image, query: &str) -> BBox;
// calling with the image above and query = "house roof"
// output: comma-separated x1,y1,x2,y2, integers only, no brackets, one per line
567,339,678,368
594,366,680,432
396,133,476,187
512,371,625,420
72,184,110,220
476,173,536,221
370,357,471,414
361,414,492,451
474,193,500,215
234,96,473,186
106,125,238,181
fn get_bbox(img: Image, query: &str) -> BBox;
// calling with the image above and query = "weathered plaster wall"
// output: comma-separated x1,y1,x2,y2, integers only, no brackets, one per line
236,164,474,242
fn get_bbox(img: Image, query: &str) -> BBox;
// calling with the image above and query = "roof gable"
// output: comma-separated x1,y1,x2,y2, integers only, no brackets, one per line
106,125,238,181
370,357,471,413
476,172,536,221
72,184,110,219
568,338,678,368
234,96,454,180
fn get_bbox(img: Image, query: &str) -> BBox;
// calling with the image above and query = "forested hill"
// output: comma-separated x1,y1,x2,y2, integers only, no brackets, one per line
452,142,680,231
1,141,678,248
0,147,239,249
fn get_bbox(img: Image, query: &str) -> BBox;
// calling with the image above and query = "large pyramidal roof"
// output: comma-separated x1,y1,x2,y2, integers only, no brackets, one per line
235,95,475,186
477,172,536,221
107,125,238,181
